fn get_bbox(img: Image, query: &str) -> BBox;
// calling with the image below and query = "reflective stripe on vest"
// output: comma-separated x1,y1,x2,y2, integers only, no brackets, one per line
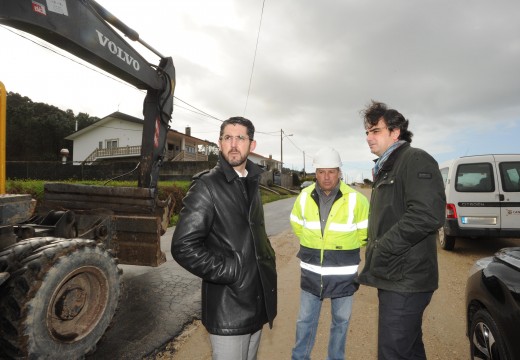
290,191,321,229
327,192,368,231
298,191,362,233
290,184,368,251
300,261,359,275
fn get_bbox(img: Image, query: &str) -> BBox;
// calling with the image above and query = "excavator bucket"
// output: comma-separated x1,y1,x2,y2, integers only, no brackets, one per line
42,183,173,266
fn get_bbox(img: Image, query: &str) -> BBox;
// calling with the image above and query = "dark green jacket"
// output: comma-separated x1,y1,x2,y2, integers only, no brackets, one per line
358,143,446,292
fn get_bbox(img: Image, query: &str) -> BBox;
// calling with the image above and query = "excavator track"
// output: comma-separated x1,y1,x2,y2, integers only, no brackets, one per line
0,238,122,359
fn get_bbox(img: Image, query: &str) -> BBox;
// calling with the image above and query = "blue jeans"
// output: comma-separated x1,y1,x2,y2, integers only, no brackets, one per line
292,289,353,360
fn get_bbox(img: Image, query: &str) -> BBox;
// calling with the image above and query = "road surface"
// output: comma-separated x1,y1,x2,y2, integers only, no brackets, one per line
88,197,297,359
150,187,520,360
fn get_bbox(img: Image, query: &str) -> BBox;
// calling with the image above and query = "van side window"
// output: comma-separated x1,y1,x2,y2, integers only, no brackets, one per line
455,163,494,192
499,162,520,192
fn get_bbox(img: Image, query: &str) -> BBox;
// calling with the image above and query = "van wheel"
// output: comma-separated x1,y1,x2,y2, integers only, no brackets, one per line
438,228,455,250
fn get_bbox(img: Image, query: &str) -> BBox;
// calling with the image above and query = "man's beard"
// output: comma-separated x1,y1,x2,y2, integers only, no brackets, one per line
223,149,247,167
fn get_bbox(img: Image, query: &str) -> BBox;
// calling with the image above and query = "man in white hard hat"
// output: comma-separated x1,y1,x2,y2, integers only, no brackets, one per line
290,146,369,360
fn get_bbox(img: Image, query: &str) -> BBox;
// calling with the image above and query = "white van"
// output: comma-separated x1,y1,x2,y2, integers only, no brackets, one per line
438,154,520,250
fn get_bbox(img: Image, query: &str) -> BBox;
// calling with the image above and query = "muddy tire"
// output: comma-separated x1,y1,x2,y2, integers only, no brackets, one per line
0,237,121,359
438,227,456,251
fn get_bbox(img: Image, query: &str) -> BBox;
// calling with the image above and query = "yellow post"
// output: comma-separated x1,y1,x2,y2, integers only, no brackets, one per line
0,81,6,194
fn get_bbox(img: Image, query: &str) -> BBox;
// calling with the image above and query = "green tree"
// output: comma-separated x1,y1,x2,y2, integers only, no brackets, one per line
6,92,97,161
205,141,219,165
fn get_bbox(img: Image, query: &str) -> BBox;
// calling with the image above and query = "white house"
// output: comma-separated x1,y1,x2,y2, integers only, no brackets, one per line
248,152,281,171
65,112,212,164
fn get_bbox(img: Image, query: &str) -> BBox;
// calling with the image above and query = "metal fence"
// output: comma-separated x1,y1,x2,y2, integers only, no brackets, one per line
7,160,295,188
6,160,213,182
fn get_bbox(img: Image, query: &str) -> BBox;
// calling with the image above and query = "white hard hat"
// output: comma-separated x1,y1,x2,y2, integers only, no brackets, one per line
312,146,342,169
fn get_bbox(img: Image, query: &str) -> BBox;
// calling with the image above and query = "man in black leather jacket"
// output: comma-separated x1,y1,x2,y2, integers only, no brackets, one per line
358,101,446,360
172,116,277,360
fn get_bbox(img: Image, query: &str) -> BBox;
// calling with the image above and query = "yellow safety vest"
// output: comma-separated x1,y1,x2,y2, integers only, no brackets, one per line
290,182,369,297
290,182,368,254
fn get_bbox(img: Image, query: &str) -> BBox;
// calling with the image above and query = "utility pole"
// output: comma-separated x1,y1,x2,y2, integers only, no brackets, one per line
303,151,306,179
280,129,283,173
280,129,293,174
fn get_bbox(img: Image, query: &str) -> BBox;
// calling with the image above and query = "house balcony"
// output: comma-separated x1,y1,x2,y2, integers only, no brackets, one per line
170,151,208,162
84,146,208,163
83,146,141,163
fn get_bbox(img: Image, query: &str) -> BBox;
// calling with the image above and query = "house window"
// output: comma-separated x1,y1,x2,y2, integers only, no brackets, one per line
99,141,103,149
106,139,118,149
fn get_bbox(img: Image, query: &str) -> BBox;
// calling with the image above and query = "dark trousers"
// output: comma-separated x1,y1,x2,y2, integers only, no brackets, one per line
377,289,433,360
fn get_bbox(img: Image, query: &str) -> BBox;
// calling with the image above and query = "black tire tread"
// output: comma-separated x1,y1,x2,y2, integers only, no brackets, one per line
470,308,510,360
0,237,120,359
438,228,456,251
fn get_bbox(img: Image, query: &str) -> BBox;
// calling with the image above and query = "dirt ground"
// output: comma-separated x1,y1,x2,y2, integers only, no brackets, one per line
146,190,519,359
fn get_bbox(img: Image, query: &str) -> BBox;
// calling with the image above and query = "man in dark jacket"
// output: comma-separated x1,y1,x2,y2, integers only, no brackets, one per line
172,116,277,360
358,101,446,360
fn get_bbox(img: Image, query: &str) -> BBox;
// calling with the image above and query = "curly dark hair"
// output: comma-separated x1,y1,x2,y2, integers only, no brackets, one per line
362,100,413,143
220,116,255,140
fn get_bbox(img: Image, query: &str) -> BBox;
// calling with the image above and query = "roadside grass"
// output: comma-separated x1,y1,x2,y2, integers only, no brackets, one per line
6,179,296,225
261,192,294,204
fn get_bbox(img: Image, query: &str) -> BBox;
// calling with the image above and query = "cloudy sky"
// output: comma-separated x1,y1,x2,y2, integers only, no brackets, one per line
1,0,519,182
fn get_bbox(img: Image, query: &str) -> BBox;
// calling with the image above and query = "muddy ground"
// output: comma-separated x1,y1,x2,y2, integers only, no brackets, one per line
145,189,518,359
146,233,518,360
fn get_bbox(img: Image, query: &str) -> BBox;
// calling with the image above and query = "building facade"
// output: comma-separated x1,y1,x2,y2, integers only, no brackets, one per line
65,112,212,164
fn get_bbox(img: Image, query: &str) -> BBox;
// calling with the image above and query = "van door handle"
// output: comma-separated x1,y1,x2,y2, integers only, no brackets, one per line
499,194,504,201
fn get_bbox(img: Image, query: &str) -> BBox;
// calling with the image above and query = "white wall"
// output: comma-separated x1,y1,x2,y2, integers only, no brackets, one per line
72,119,142,162
248,153,266,167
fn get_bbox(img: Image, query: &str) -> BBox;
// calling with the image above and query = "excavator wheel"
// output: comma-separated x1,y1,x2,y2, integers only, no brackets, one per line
0,238,121,359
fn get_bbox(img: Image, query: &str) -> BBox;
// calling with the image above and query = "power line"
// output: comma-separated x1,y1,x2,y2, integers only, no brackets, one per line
243,0,266,116
174,96,222,123
284,134,304,153
256,130,280,136
1,25,223,124
1,25,135,89
4,24,301,148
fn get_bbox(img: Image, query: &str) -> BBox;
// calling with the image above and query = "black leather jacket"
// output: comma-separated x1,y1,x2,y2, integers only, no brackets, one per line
172,154,277,335
358,143,446,292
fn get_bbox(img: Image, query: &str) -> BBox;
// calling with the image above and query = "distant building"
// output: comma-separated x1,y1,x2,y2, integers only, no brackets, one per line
248,152,281,171
65,112,212,164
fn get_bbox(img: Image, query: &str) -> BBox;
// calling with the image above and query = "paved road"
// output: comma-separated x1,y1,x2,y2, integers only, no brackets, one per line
88,197,297,359
264,197,297,236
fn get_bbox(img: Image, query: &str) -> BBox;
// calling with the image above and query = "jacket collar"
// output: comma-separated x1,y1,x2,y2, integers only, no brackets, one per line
310,180,348,205
374,142,410,172
381,142,409,171
217,152,263,183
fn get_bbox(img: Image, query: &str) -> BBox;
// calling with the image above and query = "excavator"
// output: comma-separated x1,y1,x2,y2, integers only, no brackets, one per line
0,1,176,358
